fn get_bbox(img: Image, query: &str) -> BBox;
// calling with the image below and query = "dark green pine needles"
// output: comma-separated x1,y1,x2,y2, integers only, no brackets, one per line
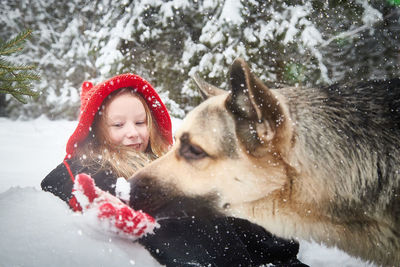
0,29,40,104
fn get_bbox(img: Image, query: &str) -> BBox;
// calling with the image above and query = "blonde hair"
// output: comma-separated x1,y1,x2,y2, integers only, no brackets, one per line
75,87,170,179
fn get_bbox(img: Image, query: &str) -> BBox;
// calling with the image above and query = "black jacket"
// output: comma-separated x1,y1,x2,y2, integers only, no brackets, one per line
42,160,308,267
41,159,117,203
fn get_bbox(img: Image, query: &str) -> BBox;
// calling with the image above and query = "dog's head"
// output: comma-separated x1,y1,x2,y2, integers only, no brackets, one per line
129,58,295,222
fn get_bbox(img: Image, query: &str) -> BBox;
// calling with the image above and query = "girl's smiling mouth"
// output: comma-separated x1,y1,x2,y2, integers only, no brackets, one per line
127,143,141,150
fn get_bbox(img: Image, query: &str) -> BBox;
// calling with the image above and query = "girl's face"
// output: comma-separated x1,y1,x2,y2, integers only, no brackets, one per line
104,92,150,152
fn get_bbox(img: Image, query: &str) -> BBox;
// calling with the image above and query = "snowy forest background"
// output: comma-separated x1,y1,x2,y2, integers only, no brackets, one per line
1,0,399,120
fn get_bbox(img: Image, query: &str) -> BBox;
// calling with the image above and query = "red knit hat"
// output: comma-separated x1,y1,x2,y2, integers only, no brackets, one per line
65,73,173,159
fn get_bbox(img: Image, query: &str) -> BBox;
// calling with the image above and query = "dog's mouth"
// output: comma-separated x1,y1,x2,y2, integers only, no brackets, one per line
129,176,223,220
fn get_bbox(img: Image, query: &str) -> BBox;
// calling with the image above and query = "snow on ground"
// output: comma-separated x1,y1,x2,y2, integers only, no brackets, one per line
0,117,375,266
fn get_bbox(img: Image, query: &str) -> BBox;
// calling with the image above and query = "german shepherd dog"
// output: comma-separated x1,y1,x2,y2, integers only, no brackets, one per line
129,58,400,266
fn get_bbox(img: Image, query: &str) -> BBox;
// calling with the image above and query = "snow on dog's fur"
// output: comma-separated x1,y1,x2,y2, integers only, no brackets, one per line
129,58,400,266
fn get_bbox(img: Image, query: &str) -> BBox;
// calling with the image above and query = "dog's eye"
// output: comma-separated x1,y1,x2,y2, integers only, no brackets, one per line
180,143,207,160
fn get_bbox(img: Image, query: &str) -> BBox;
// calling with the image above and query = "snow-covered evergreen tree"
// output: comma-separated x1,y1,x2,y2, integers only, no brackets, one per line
1,0,399,119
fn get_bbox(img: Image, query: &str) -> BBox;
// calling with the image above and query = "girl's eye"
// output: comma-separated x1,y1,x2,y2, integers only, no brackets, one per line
112,122,123,127
136,121,146,125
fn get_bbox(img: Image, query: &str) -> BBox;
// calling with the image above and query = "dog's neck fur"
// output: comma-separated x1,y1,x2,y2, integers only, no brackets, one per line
230,85,399,266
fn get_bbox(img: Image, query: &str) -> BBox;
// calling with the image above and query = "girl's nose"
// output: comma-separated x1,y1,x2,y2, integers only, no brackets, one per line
126,123,139,139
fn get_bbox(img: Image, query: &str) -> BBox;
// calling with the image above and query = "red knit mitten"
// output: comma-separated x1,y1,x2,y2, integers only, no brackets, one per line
72,173,158,240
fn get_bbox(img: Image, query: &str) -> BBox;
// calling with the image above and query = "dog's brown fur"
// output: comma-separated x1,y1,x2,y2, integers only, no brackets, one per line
130,59,400,266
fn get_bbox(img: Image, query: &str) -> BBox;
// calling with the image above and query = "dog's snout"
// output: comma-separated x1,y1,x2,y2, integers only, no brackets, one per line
128,174,158,212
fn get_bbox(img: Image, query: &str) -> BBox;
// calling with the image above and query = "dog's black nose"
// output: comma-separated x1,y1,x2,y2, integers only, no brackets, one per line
128,174,158,214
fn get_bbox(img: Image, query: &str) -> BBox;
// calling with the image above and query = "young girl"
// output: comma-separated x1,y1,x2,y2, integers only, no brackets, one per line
42,73,306,267
41,73,172,210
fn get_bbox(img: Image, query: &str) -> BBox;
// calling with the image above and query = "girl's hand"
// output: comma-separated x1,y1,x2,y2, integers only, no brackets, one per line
72,173,159,240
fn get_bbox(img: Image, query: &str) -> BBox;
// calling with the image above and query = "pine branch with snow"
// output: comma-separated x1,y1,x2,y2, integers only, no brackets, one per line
0,29,40,104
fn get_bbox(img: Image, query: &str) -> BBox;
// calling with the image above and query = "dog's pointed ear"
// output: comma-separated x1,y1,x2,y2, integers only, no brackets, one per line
192,73,226,100
226,58,293,157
